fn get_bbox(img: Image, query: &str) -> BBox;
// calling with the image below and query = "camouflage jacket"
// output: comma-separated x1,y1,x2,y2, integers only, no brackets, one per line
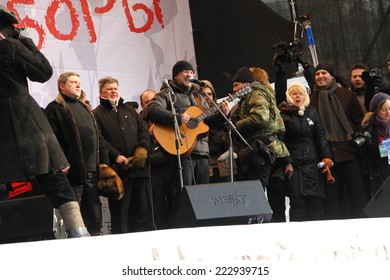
232,81,290,158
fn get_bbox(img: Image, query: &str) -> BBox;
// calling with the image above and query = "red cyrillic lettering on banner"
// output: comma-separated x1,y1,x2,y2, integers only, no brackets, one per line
79,0,97,42
94,0,116,14
6,0,166,46
46,0,79,41
153,0,164,28
20,17,46,49
122,0,154,33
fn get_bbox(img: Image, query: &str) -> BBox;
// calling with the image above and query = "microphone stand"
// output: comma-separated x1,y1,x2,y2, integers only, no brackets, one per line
201,88,252,182
167,85,184,190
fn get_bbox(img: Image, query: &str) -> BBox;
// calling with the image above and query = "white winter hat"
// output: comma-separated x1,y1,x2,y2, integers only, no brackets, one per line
286,82,310,116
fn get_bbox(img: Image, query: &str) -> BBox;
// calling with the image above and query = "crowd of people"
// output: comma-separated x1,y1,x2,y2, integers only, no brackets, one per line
1,4,390,238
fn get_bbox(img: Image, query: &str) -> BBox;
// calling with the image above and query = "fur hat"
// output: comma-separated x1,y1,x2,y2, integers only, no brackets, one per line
172,60,194,78
0,5,19,27
286,81,310,116
98,164,124,200
233,67,255,83
369,92,390,112
315,62,335,77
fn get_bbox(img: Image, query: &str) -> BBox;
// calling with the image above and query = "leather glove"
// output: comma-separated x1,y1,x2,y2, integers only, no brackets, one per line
217,149,237,162
321,157,333,168
127,146,148,169
98,164,124,200
18,28,31,40
278,101,289,112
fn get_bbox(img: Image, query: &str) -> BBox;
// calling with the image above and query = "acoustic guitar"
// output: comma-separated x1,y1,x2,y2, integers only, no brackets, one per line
153,85,253,157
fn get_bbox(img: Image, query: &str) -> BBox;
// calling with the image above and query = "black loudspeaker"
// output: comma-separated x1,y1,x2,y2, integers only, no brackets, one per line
0,195,66,244
364,176,390,218
174,180,273,228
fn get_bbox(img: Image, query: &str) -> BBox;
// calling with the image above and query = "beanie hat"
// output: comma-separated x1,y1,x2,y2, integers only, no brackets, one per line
286,81,310,116
172,60,194,78
315,62,335,77
369,92,390,112
233,67,255,83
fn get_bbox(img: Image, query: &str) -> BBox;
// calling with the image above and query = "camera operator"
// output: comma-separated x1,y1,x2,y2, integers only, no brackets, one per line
361,54,390,106
360,92,390,197
0,6,89,237
273,40,316,105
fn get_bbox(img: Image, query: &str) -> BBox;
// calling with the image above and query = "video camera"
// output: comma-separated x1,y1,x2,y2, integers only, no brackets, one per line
272,39,303,65
361,68,385,84
348,131,372,155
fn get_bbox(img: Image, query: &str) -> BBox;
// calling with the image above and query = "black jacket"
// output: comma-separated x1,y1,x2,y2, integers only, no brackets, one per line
0,36,68,182
281,105,332,197
362,114,390,194
93,98,150,177
45,94,108,185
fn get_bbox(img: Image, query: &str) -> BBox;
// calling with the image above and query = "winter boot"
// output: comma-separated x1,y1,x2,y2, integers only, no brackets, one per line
58,201,90,238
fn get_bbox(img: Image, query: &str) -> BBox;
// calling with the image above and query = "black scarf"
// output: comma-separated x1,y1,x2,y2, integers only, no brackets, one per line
316,80,353,142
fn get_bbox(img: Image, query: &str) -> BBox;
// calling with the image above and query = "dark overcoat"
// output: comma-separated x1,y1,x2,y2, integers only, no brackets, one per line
0,36,69,183
281,105,332,197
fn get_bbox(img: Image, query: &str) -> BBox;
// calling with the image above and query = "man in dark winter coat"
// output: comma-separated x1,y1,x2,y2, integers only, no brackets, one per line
146,60,230,225
0,6,88,237
45,72,109,235
93,76,153,233
310,62,368,219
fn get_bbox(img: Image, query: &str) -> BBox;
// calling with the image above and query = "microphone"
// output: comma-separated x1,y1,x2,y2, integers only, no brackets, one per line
163,79,174,93
189,78,208,87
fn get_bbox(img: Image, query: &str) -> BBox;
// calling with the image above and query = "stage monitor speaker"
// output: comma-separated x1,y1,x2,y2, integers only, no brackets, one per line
174,180,272,228
364,176,390,218
0,195,66,244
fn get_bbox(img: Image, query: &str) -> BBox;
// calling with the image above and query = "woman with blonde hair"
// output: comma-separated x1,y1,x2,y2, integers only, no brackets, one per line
281,81,333,221
249,67,274,94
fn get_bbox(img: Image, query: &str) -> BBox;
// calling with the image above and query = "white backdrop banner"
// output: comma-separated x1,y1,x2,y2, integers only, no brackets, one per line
1,0,196,108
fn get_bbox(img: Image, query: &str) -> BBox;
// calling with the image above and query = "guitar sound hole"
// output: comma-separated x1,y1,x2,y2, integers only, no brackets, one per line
187,118,198,129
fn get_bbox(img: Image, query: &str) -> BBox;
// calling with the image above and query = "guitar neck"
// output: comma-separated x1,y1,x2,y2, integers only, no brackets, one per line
194,86,251,122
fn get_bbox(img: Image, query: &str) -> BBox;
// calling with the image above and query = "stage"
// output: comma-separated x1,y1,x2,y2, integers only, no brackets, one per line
0,218,390,279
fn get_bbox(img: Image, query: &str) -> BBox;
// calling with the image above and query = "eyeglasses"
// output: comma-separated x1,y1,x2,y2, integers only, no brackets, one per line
182,70,195,75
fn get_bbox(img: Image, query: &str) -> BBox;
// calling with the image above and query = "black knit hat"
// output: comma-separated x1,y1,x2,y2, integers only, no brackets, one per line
233,67,255,83
172,60,194,78
315,62,335,77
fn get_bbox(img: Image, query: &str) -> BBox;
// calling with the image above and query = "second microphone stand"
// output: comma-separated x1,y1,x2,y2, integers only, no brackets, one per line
167,85,185,190
201,88,252,182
